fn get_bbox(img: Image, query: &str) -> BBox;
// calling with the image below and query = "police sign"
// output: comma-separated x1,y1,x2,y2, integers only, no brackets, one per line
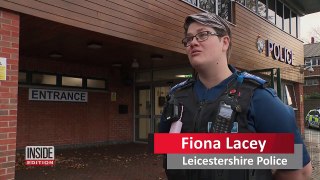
25,146,55,166
266,39,293,65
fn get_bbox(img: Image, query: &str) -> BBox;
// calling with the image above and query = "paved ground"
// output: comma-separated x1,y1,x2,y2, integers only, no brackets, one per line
15,129,320,180
15,143,166,180
304,128,320,180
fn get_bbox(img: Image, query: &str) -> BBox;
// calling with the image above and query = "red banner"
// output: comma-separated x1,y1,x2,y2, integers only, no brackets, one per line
154,133,294,154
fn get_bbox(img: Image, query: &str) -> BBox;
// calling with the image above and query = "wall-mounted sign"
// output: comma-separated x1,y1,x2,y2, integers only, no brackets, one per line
256,37,265,54
29,88,87,102
0,57,7,80
266,39,293,65
111,92,116,102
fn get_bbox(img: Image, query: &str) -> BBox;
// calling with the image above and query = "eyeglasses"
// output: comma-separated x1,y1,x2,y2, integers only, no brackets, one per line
182,31,219,47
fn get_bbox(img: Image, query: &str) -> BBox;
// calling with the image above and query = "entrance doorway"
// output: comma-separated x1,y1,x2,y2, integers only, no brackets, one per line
134,85,170,142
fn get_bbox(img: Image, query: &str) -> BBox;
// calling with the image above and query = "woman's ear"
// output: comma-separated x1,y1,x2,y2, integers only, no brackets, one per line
222,36,230,52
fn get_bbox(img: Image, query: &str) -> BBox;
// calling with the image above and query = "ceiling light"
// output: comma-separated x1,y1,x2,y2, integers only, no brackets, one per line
49,52,62,58
131,59,139,68
176,74,193,78
112,63,122,67
151,54,163,61
87,42,102,49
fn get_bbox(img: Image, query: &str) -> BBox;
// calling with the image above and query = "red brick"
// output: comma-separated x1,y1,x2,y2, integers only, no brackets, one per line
0,30,10,36
0,173,15,180
0,146,7,151
1,11,19,21
0,162,15,169
7,133,15,139
0,150,15,158
0,116,16,122
0,88,9,93
0,169,5,176
0,122,8,127
8,76,18,81
0,99,9,104
1,47,18,54
6,167,14,174
11,20,19,27
9,99,16,104
0,127,16,133
0,110,8,116
0,82,17,87
0,133,7,139
9,65,18,70
0,53,10,59
7,144,15,150
0,17,11,24
2,36,18,43
10,43,18,49
8,121,16,127
11,53,18,60
0,105,16,109
7,156,15,162
0,93,10,99
10,32,19,38
0,41,10,48
0,158,5,164
6,59,18,65
5,71,18,77
1,24,19,33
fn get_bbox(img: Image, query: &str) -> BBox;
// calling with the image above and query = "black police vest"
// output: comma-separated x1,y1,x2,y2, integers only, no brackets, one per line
164,78,273,180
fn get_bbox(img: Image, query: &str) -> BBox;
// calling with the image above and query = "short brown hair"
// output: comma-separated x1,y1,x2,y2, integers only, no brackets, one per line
184,13,232,60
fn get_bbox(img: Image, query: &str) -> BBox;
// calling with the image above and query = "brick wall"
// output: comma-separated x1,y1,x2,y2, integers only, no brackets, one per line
0,8,19,180
304,84,320,95
294,83,305,134
17,58,134,149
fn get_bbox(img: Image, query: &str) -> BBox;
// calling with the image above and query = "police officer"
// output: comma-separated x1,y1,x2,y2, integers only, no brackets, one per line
159,12,312,180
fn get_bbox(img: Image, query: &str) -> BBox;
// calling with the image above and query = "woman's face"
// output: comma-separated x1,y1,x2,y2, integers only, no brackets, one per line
185,22,228,70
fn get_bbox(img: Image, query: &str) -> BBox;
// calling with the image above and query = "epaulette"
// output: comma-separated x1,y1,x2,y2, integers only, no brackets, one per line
168,78,195,95
241,72,267,87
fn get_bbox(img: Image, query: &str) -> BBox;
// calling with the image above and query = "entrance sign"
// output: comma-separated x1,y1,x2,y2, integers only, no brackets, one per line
29,88,87,102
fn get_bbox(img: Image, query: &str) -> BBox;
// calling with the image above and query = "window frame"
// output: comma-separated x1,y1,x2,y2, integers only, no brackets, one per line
18,70,108,91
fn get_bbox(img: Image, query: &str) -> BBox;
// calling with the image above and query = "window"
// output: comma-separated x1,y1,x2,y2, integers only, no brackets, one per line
297,16,300,38
184,0,197,6
87,79,106,89
284,84,297,109
283,5,290,33
305,59,311,66
62,76,82,87
236,0,245,5
199,0,216,14
267,0,276,24
218,0,230,20
312,58,320,66
32,73,56,85
246,0,257,12
182,0,231,20
276,0,283,29
291,11,297,37
257,0,267,18
305,79,319,86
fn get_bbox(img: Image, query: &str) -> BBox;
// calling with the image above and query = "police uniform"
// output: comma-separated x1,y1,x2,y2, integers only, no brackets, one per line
159,65,311,180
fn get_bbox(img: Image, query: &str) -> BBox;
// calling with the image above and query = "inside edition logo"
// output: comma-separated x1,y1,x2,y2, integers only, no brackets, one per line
25,146,55,166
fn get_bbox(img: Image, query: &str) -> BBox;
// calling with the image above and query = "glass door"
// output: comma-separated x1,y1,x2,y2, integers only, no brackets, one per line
153,86,170,132
135,87,151,142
